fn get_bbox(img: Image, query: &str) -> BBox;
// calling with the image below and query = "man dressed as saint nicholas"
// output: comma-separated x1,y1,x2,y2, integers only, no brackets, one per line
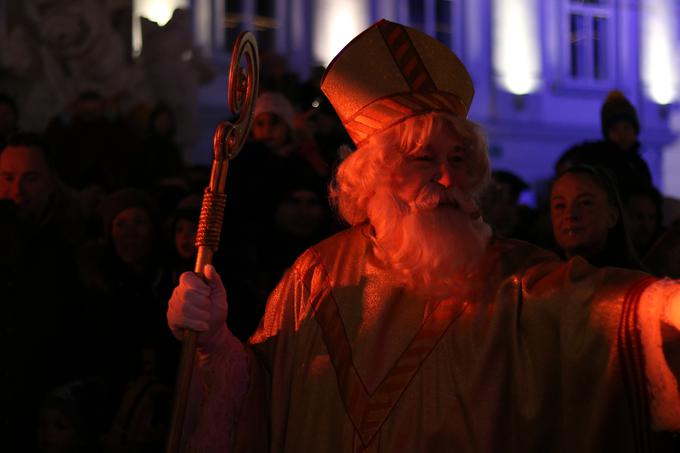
167,19,680,452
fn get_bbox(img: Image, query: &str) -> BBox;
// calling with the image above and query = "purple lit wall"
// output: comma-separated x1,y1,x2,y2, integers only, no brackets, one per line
192,0,679,201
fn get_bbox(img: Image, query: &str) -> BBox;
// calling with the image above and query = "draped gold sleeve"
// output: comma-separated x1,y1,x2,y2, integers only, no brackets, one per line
241,231,665,453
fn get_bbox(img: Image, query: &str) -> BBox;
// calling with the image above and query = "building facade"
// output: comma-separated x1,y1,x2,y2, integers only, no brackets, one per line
188,0,680,198
3,1,675,195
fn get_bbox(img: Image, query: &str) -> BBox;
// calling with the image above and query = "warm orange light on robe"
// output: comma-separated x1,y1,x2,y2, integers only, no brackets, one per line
194,225,672,453
182,226,680,452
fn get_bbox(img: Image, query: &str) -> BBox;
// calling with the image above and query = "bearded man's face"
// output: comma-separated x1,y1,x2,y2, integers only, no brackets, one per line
365,115,491,296
390,121,477,214
389,115,479,218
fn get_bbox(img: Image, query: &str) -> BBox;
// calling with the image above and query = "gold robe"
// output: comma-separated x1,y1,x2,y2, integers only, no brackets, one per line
220,226,673,452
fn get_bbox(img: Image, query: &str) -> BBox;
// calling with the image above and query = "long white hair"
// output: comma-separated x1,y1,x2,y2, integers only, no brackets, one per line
330,113,492,296
330,113,489,225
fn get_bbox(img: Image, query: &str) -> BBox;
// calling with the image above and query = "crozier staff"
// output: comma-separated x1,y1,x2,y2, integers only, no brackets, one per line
168,19,680,452
165,31,259,453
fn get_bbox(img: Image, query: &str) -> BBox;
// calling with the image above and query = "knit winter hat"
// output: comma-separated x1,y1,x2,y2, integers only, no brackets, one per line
600,90,640,137
254,91,296,131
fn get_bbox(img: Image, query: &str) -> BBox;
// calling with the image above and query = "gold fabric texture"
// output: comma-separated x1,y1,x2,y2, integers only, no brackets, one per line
230,227,661,452
320,19,474,146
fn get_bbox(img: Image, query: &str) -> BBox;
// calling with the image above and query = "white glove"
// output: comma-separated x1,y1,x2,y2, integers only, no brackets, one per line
167,264,229,353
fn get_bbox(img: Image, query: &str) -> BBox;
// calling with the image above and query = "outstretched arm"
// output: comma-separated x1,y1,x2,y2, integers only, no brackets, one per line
638,279,680,431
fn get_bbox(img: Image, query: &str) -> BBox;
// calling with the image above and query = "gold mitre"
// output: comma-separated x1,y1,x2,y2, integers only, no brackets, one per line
320,18,474,147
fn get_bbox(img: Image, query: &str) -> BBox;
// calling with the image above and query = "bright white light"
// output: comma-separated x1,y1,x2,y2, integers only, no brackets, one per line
132,0,189,55
642,0,678,105
492,0,541,95
313,0,368,66
137,0,186,25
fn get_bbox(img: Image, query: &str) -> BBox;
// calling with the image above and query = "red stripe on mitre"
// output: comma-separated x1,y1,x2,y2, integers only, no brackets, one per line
377,21,436,92
410,92,446,110
346,92,468,146
398,92,467,117
352,114,385,130
346,119,380,136
430,92,462,112
384,21,404,45
394,41,410,61
411,73,431,91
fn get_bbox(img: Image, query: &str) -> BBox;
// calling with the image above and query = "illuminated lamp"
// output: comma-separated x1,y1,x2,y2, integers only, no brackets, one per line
132,0,189,55
492,0,541,96
313,0,369,66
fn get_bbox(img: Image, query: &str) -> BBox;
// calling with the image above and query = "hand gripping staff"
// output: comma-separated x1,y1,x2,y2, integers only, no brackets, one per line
166,31,259,453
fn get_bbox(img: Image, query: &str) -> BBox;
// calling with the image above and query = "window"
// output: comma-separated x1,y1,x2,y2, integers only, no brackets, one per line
563,0,614,85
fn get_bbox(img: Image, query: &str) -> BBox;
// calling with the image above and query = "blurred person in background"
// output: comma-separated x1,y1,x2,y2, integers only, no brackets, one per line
599,90,653,190
251,90,329,178
136,102,186,188
0,132,91,450
0,93,19,149
46,91,139,191
644,218,680,279
480,169,536,240
37,379,110,453
550,164,643,270
164,194,200,286
77,188,174,400
555,138,650,201
240,172,336,340
623,184,664,259
295,66,354,172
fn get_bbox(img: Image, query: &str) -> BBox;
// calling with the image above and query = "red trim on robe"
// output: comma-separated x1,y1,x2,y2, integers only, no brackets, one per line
618,275,659,453
310,269,469,450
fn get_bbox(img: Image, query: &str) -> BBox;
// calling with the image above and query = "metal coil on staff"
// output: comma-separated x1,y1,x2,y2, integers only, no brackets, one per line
166,31,259,453
195,191,227,251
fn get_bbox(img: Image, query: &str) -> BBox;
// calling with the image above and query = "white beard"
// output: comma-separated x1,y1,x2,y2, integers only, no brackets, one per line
367,183,491,298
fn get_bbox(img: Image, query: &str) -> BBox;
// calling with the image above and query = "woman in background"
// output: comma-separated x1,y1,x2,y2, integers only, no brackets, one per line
549,164,643,270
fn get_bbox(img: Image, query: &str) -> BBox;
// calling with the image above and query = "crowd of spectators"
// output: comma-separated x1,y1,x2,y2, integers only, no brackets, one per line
1,56,679,452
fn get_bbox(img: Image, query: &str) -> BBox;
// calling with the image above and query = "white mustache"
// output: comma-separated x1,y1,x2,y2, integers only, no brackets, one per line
409,184,480,219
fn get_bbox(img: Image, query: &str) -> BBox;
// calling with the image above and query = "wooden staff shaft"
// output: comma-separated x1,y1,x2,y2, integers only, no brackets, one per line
165,30,257,453
166,197,224,451
166,156,230,453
